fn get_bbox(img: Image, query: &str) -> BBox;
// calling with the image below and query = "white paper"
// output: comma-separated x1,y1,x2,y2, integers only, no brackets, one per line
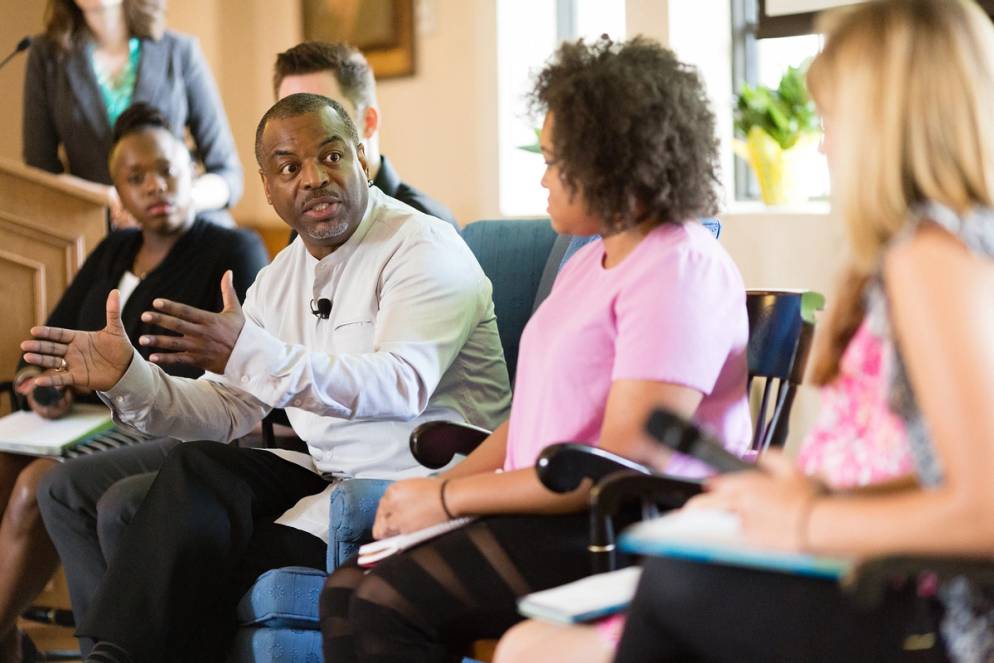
632,507,743,544
358,517,475,567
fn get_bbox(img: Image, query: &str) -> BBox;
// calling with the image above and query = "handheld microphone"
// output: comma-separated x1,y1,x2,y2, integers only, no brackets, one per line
644,408,756,474
310,298,332,319
0,36,31,71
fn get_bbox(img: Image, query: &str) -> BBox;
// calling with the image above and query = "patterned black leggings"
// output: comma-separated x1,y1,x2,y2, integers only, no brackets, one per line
320,513,595,663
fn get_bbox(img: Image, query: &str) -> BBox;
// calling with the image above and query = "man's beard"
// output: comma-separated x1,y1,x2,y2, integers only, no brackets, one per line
304,219,351,241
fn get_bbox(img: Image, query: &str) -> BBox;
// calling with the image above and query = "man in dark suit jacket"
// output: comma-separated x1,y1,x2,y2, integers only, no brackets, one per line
273,41,458,230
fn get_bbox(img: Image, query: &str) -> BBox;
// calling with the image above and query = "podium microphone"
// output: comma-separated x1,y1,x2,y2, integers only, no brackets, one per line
310,298,332,319
0,36,31,71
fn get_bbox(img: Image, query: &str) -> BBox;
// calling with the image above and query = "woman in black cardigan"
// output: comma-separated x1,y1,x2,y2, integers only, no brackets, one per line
0,104,267,662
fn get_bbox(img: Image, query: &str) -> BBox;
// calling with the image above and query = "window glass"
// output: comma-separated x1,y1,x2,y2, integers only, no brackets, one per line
754,33,829,200
497,0,625,217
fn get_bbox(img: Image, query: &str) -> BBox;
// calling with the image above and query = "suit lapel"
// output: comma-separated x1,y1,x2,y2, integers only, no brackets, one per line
65,43,111,143
133,36,168,112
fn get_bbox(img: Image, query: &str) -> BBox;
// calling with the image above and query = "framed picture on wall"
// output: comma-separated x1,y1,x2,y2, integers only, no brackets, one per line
302,0,416,79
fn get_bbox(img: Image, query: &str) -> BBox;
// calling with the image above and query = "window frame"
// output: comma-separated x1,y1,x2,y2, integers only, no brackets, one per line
755,0,817,39
730,0,760,200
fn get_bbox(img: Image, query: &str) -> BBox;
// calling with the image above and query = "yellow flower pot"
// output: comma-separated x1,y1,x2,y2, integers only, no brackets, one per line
734,127,819,206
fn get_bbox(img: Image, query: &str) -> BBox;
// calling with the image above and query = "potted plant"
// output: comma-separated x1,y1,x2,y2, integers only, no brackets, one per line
734,63,820,205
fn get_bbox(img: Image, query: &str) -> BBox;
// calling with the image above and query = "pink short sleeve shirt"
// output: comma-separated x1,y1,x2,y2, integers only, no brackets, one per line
503,222,752,476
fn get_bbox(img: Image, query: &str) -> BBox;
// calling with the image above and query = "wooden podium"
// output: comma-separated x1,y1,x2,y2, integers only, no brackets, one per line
0,158,107,396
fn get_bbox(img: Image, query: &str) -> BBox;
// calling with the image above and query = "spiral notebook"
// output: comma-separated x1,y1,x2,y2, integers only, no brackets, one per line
619,508,853,580
0,404,114,457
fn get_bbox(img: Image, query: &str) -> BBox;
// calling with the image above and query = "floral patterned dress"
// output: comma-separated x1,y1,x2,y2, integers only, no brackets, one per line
797,319,914,489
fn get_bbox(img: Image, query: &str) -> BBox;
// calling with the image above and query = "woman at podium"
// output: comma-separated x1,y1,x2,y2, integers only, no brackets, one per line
0,103,266,662
22,0,242,228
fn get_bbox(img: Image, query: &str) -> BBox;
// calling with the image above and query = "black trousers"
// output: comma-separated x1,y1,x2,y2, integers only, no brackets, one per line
76,441,329,663
615,557,950,663
37,437,180,657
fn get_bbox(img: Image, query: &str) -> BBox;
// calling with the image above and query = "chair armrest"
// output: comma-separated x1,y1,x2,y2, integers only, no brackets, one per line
843,555,994,609
535,443,653,494
409,421,491,469
591,471,704,516
327,478,392,571
586,470,704,574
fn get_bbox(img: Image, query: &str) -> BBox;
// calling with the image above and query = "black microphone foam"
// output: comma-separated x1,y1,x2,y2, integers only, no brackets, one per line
644,408,755,474
0,36,31,71
310,298,332,319
32,385,63,407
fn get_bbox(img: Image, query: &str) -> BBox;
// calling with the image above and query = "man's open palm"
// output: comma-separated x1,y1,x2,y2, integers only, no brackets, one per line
138,270,245,374
20,290,134,392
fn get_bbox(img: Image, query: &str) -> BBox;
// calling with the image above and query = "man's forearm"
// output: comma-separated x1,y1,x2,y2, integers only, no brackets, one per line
101,349,269,442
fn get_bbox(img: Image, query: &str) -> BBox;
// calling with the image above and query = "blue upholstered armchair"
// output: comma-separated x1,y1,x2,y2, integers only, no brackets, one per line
231,218,720,662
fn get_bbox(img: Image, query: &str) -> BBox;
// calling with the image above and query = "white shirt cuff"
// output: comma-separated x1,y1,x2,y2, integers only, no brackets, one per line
100,348,156,411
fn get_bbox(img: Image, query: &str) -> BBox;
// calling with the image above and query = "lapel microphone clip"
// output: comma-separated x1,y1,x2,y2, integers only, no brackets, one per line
310,298,332,319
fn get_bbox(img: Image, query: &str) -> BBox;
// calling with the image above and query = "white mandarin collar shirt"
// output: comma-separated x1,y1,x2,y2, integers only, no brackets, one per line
102,187,511,539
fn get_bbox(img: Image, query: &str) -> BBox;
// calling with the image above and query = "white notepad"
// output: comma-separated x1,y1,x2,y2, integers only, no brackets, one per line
0,404,114,456
518,567,643,624
358,517,475,567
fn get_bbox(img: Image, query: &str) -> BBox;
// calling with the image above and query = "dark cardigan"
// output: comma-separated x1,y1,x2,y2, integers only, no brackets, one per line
20,217,269,382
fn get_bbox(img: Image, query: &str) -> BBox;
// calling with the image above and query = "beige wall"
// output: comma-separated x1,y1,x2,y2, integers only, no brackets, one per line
718,206,847,455
375,0,499,225
0,2,46,166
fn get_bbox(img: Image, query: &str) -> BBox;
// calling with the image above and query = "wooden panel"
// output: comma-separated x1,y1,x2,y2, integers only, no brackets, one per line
0,159,106,382
0,248,49,381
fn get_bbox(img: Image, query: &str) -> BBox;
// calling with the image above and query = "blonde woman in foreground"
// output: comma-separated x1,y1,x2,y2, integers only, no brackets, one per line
592,1,994,661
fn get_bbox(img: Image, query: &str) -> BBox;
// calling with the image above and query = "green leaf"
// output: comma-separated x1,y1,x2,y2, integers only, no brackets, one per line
517,127,543,155
735,61,820,150
801,291,826,324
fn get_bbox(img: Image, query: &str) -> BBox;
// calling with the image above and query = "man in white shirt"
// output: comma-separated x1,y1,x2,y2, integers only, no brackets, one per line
23,93,510,663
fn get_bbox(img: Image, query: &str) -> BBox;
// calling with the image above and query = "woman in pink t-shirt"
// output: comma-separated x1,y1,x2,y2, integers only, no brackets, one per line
320,36,750,663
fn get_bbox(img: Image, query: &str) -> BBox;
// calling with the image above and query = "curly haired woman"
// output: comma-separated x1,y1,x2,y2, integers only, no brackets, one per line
318,36,752,663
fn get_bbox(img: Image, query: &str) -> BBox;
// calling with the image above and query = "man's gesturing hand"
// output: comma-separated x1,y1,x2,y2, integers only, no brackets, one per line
139,270,245,374
20,290,134,392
